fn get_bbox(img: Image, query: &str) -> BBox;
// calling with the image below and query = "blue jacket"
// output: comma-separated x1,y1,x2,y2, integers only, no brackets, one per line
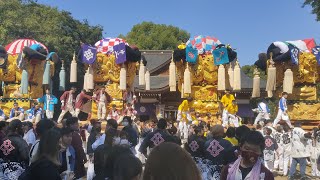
9,107,24,118
27,107,44,120
38,95,58,111
59,145,76,172
278,97,287,112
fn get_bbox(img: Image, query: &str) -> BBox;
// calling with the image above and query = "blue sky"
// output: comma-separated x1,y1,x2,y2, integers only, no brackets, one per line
38,0,320,65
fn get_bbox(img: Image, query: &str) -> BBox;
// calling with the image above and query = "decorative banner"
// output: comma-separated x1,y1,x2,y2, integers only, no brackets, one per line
114,43,127,64
312,46,320,65
80,44,97,64
186,45,198,63
288,44,300,65
213,47,229,65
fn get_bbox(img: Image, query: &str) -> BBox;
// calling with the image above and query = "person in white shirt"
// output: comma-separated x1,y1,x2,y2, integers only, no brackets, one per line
281,125,292,176
91,119,118,151
288,121,312,180
273,125,284,173
58,87,77,123
273,92,293,128
22,121,36,149
94,87,110,121
253,99,270,125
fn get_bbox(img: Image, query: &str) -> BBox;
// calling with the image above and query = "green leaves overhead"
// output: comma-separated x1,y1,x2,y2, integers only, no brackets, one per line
120,21,190,50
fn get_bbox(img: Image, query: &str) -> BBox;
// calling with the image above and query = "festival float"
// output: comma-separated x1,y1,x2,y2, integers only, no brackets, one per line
0,39,59,115
172,35,239,124
254,39,320,128
77,38,143,119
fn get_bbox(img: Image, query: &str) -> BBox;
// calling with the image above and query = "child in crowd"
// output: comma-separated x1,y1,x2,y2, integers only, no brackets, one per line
264,127,278,171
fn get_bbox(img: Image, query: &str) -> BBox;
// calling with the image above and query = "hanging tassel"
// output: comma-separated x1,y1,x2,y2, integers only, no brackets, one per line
87,65,94,90
267,90,273,98
227,64,234,90
139,60,146,85
119,64,127,90
169,56,176,91
218,65,226,91
70,52,77,83
233,60,241,91
183,63,191,94
42,60,51,85
59,61,66,91
181,83,184,98
283,68,294,94
145,69,150,90
83,69,88,90
266,53,276,92
20,69,28,94
252,68,260,98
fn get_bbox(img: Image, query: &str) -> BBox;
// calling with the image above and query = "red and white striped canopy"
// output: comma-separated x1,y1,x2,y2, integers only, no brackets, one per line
5,39,48,55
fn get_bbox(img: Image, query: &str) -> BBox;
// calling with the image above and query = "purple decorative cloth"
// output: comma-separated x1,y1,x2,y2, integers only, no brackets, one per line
114,43,127,64
80,44,97,64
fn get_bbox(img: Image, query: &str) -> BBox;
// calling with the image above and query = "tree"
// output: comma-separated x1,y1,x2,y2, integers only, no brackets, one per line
303,0,320,21
241,65,267,80
119,21,190,50
0,0,103,119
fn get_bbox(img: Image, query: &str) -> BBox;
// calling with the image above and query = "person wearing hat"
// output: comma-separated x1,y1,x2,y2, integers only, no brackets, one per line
220,89,235,128
58,87,77,123
94,87,111,121
107,104,120,121
26,102,43,123
22,121,36,149
37,88,58,120
7,102,25,122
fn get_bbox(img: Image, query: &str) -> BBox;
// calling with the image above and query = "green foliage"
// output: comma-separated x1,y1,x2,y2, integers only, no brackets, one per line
120,21,190,50
241,65,267,80
303,0,320,21
0,0,103,61
0,0,103,117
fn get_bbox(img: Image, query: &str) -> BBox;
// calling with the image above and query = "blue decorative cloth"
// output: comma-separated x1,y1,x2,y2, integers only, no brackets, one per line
186,45,198,63
213,47,229,65
312,46,320,65
114,43,127,64
79,44,97,64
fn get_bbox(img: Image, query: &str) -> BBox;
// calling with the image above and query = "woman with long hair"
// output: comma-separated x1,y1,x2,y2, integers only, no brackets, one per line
19,128,74,180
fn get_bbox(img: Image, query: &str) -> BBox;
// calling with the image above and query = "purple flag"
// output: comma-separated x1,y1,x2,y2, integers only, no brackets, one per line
114,43,127,64
81,44,97,64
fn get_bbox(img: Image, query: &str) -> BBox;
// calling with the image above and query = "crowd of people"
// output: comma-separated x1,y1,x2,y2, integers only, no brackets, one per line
0,87,319,180
0,113,318,180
